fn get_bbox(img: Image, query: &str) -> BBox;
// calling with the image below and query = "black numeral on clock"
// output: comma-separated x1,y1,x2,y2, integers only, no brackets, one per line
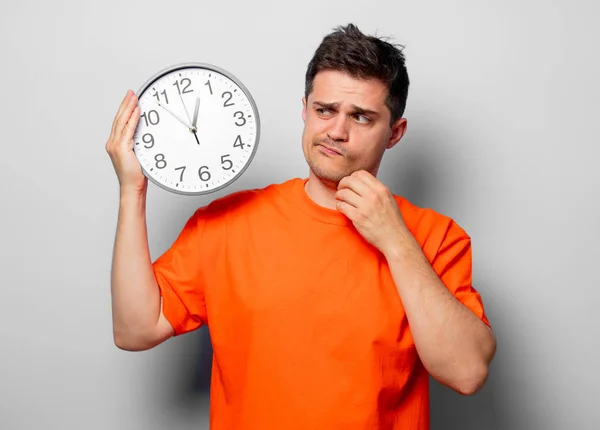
155,154,167,169
221,154,233,170
173,78,193,94
198,166,211,182
233,135,245,149
175,166,186,182
234,111,246,126
222,91,234,107
142,133,154,148
152,90,169,104
141,110,160,126
205,80,213,95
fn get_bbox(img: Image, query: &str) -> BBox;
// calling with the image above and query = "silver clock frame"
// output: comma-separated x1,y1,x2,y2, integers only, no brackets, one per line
133,62,261,196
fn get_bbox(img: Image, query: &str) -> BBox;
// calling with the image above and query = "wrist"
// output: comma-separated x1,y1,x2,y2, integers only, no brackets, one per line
120,186,147,205
383,227,421,262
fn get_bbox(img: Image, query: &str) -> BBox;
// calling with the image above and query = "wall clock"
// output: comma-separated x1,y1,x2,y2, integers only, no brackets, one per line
133,62,260,195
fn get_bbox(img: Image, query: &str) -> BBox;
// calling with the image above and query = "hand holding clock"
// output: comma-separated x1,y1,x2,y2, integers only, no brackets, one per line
105,90,147,196
127,63,260,196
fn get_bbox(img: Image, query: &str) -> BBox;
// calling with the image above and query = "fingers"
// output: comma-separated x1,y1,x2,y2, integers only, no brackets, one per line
335,187,361,208
336,200,360,220
338,173,369,197
110,90,132,137
123,106,141,143
111,90,138,139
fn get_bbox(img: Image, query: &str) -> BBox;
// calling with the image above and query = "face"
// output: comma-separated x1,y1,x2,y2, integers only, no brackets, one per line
301,70,407,185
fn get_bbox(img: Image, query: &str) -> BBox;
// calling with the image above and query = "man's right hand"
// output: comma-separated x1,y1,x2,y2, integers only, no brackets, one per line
106,90,147,195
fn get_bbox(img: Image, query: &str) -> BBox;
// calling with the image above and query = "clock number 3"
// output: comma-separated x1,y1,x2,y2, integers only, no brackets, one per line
233,111,246,126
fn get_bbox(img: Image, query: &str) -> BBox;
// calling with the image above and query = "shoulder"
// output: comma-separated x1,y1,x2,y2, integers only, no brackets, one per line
393,194,470,253
199,177,297,218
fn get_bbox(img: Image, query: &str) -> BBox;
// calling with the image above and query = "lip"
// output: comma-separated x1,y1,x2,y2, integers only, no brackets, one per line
318,144,341,156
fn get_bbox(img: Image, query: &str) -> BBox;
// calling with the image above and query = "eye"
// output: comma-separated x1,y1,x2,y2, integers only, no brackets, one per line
354,114,371,124
316,108,332,116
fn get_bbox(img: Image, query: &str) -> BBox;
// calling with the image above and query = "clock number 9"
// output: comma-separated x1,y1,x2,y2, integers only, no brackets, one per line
173,78,193,95
142,133,154,148
141,110,160,127
233,111,246,126
198,166,211,182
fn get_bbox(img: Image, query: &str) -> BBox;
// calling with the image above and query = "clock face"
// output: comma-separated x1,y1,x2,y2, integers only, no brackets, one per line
133,63,260,195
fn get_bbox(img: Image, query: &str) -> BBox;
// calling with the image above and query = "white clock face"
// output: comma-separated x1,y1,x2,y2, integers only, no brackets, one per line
133,63,260,195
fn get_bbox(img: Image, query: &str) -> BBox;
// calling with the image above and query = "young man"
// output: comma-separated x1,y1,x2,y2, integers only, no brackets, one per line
106,23,496,430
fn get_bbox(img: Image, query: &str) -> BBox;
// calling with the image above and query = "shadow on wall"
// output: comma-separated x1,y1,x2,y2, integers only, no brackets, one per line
386,134,501,430
163,326,213,412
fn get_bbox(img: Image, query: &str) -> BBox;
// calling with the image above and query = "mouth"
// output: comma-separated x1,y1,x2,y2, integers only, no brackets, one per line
317,144,342,156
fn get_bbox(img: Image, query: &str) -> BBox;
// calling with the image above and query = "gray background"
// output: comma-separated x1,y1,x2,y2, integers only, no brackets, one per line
1,0,598,429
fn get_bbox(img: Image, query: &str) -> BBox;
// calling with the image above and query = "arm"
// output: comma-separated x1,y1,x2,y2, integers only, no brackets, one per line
335,170,496,394
110,190,175,351
106,90,175,351
384,232,496,395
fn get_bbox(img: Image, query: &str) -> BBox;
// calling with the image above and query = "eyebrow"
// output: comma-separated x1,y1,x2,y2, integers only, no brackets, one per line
312,101,379,116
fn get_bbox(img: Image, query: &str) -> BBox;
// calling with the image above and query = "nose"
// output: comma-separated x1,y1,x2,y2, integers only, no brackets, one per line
327,114,350,142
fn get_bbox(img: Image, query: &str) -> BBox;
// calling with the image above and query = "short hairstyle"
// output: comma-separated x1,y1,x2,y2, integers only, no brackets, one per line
304,23,410,126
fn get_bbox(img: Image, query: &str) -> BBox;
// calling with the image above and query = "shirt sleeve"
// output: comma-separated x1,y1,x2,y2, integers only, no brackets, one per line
152,206,209,336
431,219,492,329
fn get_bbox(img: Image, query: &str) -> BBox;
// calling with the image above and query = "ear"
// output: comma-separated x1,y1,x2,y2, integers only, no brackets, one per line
302,97,307,123
386,118,407,149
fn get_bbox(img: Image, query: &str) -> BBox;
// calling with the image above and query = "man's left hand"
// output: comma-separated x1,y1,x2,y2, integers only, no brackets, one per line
335,170,410,255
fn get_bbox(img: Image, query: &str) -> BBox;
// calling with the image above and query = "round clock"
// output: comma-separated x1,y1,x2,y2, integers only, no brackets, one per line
133,62,260,195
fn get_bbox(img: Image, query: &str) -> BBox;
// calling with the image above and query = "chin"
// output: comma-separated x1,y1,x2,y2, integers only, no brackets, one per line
307,160,353,184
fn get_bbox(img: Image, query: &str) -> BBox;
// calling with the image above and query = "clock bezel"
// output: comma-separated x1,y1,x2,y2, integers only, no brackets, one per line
133,62,261,196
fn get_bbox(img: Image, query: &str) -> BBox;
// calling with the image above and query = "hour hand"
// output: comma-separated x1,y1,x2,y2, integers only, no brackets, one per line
192,97,200,128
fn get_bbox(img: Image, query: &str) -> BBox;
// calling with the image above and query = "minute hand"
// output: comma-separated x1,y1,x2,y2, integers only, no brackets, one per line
156,100,194,131
192,97,200,128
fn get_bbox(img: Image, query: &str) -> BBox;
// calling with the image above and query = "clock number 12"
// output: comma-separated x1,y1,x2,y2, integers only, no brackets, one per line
173,78,193,95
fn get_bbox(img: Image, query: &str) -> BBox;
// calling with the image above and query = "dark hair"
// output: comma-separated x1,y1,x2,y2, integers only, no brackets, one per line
304,23,409,126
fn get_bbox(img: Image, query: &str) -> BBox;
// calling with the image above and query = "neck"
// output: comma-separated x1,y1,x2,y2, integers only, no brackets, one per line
304,170,340,210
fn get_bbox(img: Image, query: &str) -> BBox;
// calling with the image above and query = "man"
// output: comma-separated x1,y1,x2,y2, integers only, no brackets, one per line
106,23,496,430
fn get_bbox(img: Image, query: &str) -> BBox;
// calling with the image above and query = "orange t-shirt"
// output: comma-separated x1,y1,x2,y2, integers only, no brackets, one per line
152,177,490,430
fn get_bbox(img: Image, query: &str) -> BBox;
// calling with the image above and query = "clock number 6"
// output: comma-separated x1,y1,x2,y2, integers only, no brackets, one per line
233,111,246,126
198,166,211,182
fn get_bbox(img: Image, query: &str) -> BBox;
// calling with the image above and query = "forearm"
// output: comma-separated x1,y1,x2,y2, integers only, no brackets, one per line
111,190,161,348
384,231,496,395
